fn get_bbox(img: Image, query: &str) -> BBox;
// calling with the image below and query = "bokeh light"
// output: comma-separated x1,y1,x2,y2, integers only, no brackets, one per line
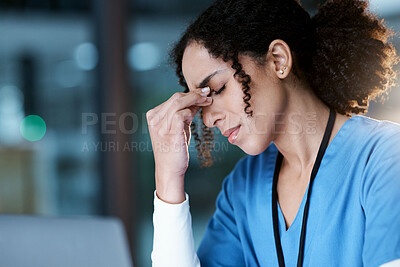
20,115,47,142
74,42,99,71
128,42,161,71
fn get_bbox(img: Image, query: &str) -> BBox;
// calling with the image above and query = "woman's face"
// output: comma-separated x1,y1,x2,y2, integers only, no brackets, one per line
182,41,288,155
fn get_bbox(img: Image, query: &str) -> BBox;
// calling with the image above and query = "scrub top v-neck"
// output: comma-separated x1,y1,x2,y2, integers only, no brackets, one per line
197,114,400,267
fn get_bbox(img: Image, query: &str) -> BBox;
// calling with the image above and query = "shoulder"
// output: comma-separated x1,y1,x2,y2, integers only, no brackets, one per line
341,115,400,164
357,116,400,205
354,115,400,144
355,115,400,161
352,115,400,175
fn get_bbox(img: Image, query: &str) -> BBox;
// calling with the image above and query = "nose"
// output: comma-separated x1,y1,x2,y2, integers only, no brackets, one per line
201,107,224,129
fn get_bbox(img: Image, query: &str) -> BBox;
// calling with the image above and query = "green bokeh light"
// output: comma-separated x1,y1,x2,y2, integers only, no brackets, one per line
20,115,46,142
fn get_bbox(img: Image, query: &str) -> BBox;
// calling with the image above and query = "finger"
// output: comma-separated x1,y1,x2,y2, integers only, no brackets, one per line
165,96,211,134
147,93,190,126
171,106,199,133
195,98,213,106
160,86,211,114
170,94,212,116
168,108,196,136
186,105,202,120
147,92,185,121
173,93,211,112
149,88,211,127
182,105,202,146
156,92,191,115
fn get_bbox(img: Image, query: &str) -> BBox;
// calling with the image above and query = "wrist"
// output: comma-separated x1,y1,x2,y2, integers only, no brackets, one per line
155,188,186,204
155,176,185,204
155,189,186,204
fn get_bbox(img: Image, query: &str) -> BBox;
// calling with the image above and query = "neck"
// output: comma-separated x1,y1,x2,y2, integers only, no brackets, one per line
272,85,348,179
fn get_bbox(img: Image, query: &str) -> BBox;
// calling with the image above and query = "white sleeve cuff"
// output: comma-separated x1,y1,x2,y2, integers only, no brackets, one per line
153,190,190,219
380,259,400,267
151,190,200,267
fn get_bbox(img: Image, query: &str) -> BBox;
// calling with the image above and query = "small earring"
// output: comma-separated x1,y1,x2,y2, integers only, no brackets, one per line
279,66,287,74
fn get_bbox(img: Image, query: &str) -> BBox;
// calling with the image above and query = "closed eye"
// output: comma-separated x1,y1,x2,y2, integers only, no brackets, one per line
212,84,226,95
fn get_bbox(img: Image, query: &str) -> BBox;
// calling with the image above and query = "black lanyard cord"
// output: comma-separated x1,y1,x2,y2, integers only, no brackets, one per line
272,107,336,267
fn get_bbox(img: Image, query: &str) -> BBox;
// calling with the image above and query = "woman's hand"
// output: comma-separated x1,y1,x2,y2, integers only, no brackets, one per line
146,87,212,204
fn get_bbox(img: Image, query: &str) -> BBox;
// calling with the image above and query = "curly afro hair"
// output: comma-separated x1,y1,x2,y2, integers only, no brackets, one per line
170,0,400,167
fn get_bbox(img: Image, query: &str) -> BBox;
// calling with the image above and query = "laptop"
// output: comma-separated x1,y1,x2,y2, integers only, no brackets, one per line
0,215,133,267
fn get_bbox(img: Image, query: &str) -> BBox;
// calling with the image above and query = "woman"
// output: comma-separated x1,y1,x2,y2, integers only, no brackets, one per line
147,0,400,266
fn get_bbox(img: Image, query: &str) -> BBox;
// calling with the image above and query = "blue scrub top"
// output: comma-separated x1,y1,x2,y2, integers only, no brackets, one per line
197,115,400,267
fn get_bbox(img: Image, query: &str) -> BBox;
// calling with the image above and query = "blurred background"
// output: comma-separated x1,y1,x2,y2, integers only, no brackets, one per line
0,0,399,266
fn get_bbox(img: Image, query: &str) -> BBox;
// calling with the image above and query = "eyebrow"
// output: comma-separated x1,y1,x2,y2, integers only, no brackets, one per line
197,69,226,88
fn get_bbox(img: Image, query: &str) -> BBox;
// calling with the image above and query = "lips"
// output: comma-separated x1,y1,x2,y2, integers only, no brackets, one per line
222,125,241,137
222,125,241,144
228,126,240,144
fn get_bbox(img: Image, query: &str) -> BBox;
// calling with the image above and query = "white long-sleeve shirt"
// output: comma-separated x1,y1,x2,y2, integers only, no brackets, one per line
151,190,200,267
151,189,400,267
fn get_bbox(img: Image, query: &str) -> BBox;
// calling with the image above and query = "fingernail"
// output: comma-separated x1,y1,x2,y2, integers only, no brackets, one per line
196,96,207,103
201,87,210,93
206,97,212,102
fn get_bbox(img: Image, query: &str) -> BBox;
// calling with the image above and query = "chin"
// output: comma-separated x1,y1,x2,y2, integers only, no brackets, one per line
238,138,271,156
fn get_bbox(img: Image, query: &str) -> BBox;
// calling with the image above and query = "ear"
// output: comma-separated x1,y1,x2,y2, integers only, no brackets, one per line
268,39,292,79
